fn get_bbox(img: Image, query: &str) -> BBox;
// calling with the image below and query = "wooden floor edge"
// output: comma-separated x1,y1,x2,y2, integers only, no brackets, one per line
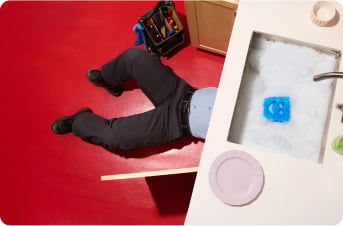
101,167,199,181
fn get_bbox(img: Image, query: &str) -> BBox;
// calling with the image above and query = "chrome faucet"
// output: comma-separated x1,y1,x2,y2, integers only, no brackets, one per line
313,72,343,123
313,72,343,81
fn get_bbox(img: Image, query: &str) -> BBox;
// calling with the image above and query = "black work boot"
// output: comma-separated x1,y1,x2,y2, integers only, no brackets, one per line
86,69,123,97
51,108,93,135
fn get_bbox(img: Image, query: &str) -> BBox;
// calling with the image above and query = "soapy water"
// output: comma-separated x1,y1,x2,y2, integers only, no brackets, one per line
228,34,339,162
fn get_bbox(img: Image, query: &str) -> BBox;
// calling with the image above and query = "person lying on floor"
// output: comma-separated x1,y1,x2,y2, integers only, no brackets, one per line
51,48,217,151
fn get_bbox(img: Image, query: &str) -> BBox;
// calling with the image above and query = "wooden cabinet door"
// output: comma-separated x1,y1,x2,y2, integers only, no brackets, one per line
185,0,237,55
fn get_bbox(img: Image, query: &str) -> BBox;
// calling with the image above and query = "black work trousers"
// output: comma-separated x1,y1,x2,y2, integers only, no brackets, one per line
72,48,193,150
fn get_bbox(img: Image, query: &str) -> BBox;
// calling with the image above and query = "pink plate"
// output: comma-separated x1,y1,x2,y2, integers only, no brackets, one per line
209,150,264,206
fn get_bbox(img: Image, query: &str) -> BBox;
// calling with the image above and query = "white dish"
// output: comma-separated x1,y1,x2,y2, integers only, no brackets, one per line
209,150,264,206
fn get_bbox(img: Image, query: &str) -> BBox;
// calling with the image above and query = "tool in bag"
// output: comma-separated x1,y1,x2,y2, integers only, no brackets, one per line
134,0,186,57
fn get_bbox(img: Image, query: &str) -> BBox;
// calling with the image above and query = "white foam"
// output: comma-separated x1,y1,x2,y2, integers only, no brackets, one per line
229,35,338,162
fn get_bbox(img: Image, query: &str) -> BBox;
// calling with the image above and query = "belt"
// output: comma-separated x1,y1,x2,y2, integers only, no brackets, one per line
180,89,195,136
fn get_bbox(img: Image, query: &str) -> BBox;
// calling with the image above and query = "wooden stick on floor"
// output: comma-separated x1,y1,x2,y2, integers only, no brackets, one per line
101,167,198,181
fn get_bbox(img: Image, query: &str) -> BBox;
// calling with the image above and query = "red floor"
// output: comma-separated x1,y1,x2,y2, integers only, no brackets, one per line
1,1,224,224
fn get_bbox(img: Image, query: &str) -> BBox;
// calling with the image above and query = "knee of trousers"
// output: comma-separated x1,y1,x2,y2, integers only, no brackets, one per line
124,48,149,61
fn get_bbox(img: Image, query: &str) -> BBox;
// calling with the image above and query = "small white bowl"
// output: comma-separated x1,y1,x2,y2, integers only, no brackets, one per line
310,1,337,26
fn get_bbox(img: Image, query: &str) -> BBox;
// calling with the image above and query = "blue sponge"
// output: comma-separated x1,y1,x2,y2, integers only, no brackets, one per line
263,96,290,122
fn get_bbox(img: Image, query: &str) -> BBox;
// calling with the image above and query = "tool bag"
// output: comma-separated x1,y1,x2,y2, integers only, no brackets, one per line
138,0,185,57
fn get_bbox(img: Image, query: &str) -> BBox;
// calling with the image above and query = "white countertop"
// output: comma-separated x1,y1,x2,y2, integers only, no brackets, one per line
185,1,343,224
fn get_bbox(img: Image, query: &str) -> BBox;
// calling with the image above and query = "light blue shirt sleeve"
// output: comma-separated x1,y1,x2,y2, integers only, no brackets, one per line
189,87,217,139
